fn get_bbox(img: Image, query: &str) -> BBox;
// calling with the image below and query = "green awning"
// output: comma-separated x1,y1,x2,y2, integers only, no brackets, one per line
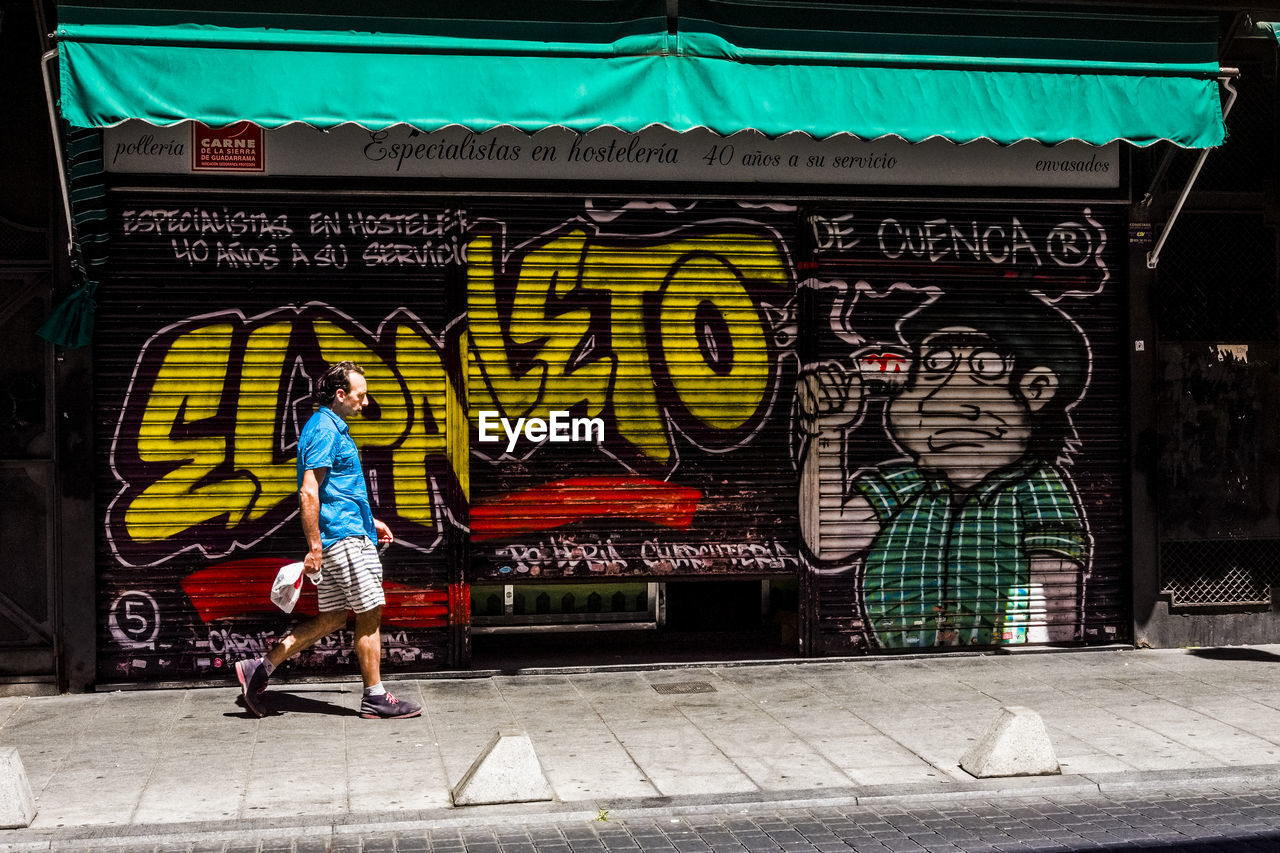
55,2,1226,147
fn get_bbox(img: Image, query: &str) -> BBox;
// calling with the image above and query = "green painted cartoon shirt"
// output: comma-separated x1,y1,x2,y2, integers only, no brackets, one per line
854,458,1089,649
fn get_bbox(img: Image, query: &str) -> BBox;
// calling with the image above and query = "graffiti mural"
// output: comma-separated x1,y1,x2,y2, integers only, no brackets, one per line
464,209,801,579
106,303,468,566
97,195,1125,678
99,197,803,679
100,199,478,680
468,223,790,468
797,206,1123,651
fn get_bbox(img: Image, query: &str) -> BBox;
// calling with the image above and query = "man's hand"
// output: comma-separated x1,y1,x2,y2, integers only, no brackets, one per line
374,518,395,544
303,546,324,575
797,361,864,435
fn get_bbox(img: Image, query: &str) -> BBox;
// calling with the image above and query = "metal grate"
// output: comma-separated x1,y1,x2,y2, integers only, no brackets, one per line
651,681,716,695
1157,213,1277,342
0,219,46,261
1160,539,1280,607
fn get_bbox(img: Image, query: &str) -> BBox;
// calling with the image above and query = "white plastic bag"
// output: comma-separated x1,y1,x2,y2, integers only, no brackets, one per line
270,561,321,613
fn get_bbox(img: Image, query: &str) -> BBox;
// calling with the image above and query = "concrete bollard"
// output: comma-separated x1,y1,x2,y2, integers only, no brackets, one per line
0,747,35,828
960,706,1060,778
451,731,553,806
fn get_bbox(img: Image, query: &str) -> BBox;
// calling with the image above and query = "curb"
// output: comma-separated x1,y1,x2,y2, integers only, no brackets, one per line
91,644,1139,691
5,763,1279,852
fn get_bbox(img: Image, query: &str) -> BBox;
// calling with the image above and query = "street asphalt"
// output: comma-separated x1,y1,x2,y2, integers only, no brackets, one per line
4,644,1280,850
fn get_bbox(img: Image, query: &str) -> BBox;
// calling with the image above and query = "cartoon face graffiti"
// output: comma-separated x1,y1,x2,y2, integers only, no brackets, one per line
798,289,1094,648
890,289,1090,475
887,325,1069,489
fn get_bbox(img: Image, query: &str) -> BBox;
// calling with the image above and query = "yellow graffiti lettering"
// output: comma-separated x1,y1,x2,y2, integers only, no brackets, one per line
391,323,470,527
126,324,257,540
113,306,476,564
232,322,296,521
508,231,613,417
467,236,547,416
312,319,408,449
466,230,789,465
582,234,787,460
660,257,769,430
579,240,667,462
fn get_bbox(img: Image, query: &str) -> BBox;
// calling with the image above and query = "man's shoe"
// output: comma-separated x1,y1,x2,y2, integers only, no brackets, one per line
359,690,422,719
235,658,269,718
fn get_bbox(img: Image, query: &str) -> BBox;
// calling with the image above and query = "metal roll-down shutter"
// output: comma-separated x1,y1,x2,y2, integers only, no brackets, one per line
95,191,467,683
798,202,1126,652
465,198,802,586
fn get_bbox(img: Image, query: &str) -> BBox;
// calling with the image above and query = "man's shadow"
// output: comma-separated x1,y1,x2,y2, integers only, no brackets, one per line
230,688,358,717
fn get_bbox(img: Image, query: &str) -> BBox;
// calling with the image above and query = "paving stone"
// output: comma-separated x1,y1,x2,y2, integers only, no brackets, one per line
880,838,927,851
328,841,361,853
493,829,537,839
395,838,431,853
462,843,501,853
669,841,711,853
295,840,332,853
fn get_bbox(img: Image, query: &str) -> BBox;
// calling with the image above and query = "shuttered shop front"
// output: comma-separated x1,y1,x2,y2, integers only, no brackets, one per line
94,191,806,681
94,189,1127,680
464,199,801,592
97,192,467,683
799,203,1127,653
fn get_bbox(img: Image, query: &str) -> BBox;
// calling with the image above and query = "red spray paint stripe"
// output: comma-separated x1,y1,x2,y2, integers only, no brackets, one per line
181,559,451,628
470,476,702,541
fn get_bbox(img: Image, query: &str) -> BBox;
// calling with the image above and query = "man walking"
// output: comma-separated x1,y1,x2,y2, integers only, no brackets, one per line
235,361,422,720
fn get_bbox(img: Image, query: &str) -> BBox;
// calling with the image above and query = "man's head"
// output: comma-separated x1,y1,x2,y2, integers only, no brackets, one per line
315,361,368,420
886,290,1090,488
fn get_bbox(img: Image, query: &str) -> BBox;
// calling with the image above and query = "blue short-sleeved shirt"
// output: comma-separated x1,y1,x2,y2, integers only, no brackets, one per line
297,407,375,548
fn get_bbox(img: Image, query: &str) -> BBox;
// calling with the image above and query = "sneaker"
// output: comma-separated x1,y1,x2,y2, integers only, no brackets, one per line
359,690,422,720
235,658,270,718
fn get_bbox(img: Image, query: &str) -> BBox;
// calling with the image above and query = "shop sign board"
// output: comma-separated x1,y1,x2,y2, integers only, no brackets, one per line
105,121,1120,189
191,121,264,172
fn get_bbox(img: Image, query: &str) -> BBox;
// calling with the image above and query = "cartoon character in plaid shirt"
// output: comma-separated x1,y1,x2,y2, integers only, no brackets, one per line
798,289,1092,648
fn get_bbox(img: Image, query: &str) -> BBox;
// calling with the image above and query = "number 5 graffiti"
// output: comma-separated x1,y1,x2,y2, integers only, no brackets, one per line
108,590,161,647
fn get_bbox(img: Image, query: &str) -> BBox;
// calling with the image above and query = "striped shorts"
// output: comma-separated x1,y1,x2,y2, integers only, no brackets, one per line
316,536,385,614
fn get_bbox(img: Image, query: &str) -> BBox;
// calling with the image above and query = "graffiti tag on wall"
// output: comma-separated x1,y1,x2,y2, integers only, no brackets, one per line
119,206,472,271
107,213,800,572
467,221,795,470
798,207,1111,650
106,303,469,567
809,209,1109,297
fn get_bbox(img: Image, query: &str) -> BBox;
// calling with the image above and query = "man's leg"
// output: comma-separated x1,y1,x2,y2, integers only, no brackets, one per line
267,609,350,670
236,609,348,717
353,605,421,719
352,605,382,689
